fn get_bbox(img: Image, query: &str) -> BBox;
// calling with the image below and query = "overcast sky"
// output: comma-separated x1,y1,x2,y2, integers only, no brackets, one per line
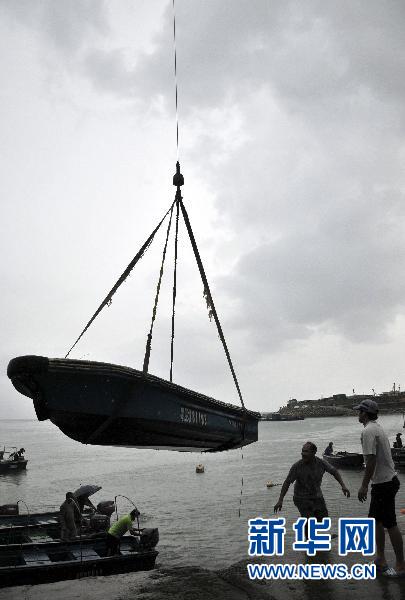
1,0,404,419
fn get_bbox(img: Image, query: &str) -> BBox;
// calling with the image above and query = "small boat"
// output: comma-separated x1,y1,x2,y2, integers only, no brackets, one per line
0,447,27,473
323,451,364,469
0,533,158,587
0,504,103,527
0,490,113,534
8,355,259,452
0,507,59,529
195,464,204,473
0,486,112,534
391,447,405,469
0,493,154,555
0,510,112,545
0,508,156,549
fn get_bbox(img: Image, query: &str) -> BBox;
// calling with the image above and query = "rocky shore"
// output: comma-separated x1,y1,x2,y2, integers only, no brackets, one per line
270,390,405,419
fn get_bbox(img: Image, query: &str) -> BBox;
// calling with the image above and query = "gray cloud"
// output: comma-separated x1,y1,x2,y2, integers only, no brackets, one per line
0,0,108,54
62,1,405,121
73,2,405,354
224,186,405,349
1,1,405,414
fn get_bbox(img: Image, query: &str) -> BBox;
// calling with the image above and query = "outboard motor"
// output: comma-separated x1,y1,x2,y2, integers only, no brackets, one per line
139,528,159,550
96,500,115,517
90,513,110,532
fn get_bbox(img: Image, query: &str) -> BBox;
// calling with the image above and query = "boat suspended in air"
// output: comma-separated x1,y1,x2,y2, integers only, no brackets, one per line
8,355,258,451
8,164,260,452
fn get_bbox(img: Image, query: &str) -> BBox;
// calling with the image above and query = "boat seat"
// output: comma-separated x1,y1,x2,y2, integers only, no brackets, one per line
23,550,49,564
38,519,57,524
72,548,99,559
29,535,54,543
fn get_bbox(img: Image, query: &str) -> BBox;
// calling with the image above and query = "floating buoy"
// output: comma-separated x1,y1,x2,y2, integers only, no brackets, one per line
196,464,205,474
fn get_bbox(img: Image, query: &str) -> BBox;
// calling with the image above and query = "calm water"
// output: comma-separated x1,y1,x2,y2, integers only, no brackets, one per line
1,414,405,573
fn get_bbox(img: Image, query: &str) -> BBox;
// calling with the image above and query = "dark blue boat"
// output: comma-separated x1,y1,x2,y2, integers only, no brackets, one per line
8,355,259,452
0,534,158,587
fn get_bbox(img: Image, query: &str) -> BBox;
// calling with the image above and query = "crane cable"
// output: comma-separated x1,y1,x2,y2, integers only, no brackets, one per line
172,0,180,160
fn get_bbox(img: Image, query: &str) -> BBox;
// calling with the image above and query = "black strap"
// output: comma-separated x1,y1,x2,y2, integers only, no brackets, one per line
170,199,180,382
143,204,174,374
65,202,175,358
172,0,180,158
179,198,245,409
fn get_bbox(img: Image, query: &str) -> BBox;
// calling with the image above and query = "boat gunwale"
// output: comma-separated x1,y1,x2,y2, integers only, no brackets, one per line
0,534,156,553
13,355,260,420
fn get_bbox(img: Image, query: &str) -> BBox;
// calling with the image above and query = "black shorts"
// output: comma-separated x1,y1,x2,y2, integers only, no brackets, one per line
293,496,329,520
369,476,400,529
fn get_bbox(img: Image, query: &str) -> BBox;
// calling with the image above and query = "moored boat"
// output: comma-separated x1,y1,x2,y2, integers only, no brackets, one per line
8,355,259,452
0,510,111,545
0,533,158,587
0,508,59,530
0,503,105,529
0,447,27,473
0,489,113,538
323,451,364,469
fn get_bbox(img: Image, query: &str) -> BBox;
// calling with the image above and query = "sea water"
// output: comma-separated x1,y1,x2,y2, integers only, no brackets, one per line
1,415,404,598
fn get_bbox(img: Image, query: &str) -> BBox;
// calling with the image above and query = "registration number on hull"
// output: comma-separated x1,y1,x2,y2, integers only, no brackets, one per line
180,406,207,426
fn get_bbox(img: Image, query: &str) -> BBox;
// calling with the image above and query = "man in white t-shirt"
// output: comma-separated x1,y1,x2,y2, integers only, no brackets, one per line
355,398,405,577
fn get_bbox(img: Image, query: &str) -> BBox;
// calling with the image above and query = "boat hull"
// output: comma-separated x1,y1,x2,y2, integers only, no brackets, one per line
1,552,157,588
8,356,259,452
0,537,157,588
0,460,27,473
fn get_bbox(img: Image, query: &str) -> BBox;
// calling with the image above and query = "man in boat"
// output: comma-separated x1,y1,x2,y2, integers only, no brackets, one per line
324,442,334,456
60,492,80,540
274,441,350,521
355,399,405,576
9,448,25,461
106,508,141,555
